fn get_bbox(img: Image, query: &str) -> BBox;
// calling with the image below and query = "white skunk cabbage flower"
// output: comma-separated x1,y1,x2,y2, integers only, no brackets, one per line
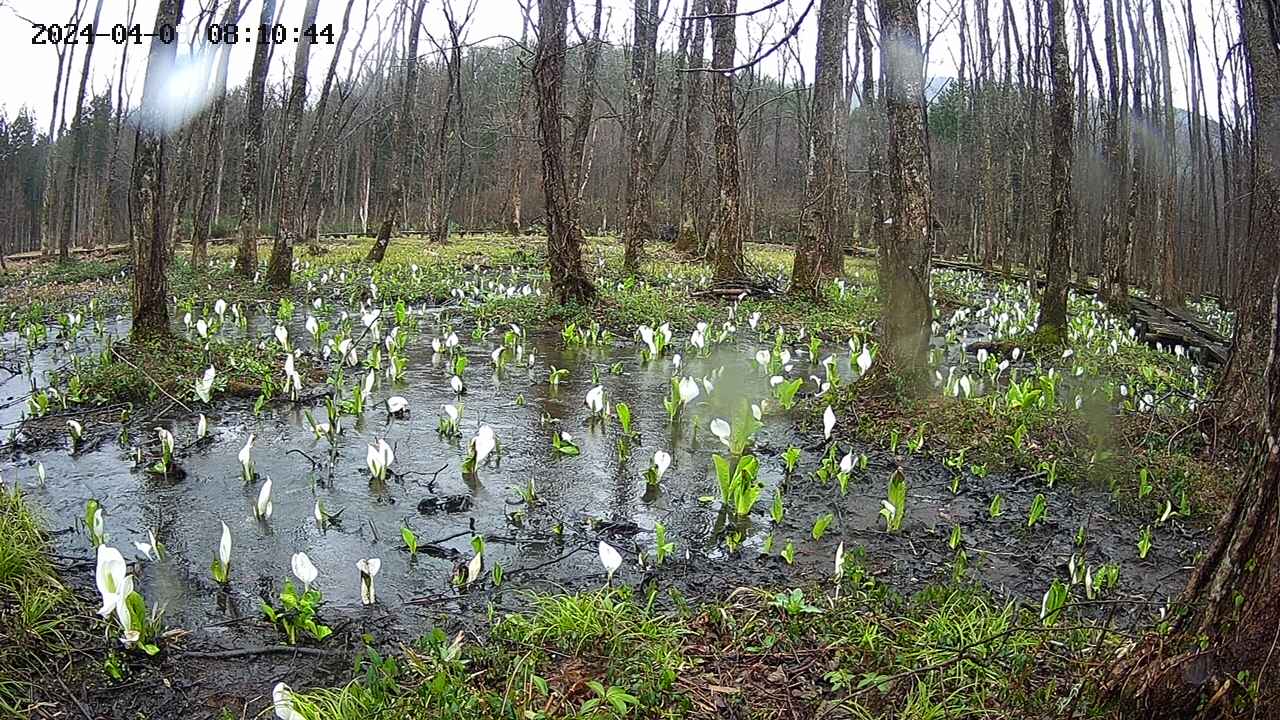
585,385,606,414
254,478,273,520
678,376,700,404
386,396,409,415
291,552,318,590
856,345,874,376
472,425,496,464
273,682,304,720
823,405,836,439
598,541,623,583
710,418,732,448
653,450,671,480
357,558,382,605
95,545,133,618
366,438,395,480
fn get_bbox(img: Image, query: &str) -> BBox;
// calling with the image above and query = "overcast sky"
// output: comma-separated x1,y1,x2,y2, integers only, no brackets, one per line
0,0,1236,133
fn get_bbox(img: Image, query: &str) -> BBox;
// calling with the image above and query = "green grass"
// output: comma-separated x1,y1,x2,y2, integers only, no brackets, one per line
276,571,1111,719
0,486,76,718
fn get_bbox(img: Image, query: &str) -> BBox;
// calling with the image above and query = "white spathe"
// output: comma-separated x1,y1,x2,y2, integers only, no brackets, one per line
598,540,623,582
95,545,132,618
710,418,732,447
585,385,605,414
357,558,381,605
255,478,273,520
653,450,671,479
291,552,318,590
823,405,836,440
472,425,496,464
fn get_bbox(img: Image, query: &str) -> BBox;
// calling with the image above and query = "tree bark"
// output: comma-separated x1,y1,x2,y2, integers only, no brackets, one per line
234,0,276,277
130,0,185,340
58,0,104,263
709,0,745,283
265,0,321,289
877,0,933,379
1214,0,1280,438
1037,0,1073,336
191,0,241,271
622,0,661,273
1111,6,1280,710
534,0,597,305
676,0,708,254
790,0,852,300
1097,0,1128,308
367,0,427,263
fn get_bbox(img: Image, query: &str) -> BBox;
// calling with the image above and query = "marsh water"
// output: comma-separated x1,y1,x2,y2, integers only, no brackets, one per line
1,300,1205,634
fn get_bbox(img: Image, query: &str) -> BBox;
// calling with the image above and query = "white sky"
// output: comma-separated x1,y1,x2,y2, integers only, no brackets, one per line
0,0,1236,133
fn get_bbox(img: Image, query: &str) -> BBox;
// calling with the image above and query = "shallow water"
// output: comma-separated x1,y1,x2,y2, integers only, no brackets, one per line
2,304,1205,635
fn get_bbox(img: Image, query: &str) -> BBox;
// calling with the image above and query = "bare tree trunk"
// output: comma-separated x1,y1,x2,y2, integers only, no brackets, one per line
790,0,852,299
57,0,104,263
534,0,597,304
623,0,661,273
877,0,933,379
191,0,241,270
567,0,604,217
1097,0,1128,308
234,0,276,277
367,0,427,263
428,3,466,246
130,0,185,339
676,0,708,254
1152,0,1181,308
265,0,321,288
1215,0,1280,438
1037,0,1073,336
302,0,360,253
506,15,532,236
709,0,745,283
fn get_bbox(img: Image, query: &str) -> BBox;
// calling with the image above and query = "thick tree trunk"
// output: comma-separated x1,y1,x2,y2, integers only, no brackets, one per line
622,0,660,273
234,0,276,277
1152,0,1182,308
676,0,707,255
534,0,596,305
790,0,852,300
265,0,321,289
1215,0,1280,438
1097,0,1127,309
299,0,356,255
367,0,427,263
1037,0,1073,336
130,0,185,340
1110,4,1280,710
877,0,933,379
709,0,745,283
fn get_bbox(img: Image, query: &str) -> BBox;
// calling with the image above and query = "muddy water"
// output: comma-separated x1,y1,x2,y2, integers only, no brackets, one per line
3,307,1205,637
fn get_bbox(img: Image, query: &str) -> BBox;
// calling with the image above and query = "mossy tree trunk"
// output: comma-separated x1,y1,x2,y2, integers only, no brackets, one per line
877,0,933,379
1037,0,1073,336
790,0,852,300
709,0,745,283
265,0,320,289
533,0,596,305
130,0,185,340
1214,0,1280,438
622,0,660,273
675,0,707,255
